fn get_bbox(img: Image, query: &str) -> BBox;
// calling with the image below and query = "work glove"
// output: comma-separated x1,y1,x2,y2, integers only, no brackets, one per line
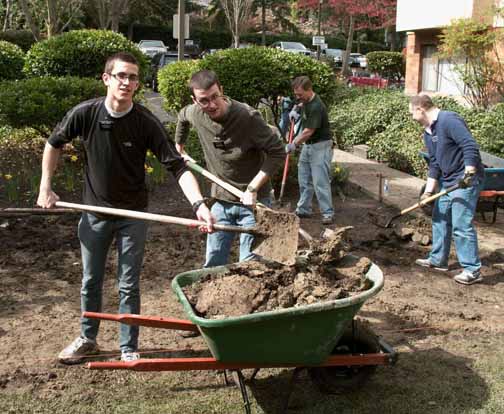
285,142,297,154
459,170,476,189
288,106,301,122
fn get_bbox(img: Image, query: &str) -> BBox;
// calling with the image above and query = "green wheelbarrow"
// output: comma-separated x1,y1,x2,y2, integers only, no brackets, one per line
85,261,396,413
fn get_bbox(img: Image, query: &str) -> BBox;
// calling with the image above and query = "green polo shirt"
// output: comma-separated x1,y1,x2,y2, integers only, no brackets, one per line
301,94,331,144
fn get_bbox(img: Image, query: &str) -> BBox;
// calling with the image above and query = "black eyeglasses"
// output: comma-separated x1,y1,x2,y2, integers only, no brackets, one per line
109,72,139,83
194,93,224,108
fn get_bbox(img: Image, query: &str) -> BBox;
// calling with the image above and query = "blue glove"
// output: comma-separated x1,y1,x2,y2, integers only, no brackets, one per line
285,142,297,153
289,107,301,122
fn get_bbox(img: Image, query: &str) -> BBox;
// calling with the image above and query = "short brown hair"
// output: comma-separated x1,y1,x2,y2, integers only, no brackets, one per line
104,52,139,74
410,94,435,110
292,76,312,91
189,70,221,96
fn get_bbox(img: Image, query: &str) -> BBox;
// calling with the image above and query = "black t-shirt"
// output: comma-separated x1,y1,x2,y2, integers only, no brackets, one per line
301,94,331,144
49,97,187,210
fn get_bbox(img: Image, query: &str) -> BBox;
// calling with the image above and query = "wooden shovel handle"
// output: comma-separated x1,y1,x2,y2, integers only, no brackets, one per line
55,201,254,234
400,182,461,215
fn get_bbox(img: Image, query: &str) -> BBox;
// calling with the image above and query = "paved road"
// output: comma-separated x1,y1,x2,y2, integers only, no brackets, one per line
144,91,177,125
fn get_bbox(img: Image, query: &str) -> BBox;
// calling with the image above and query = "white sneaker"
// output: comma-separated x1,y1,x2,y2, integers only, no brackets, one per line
121,351,140,362
454,270,483,285
415,258,448,272
58,337,99,364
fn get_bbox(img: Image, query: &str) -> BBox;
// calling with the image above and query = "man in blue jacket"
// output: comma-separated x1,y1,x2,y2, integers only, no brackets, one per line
410,95,484,285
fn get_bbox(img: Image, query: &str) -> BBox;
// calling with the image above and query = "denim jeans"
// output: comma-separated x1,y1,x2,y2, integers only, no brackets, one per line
204,198,271,267
78,212,148,352
429,179,483,273
296,140,334,218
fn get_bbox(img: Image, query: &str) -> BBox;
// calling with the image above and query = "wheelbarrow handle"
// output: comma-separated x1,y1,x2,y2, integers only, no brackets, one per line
54,201,257,234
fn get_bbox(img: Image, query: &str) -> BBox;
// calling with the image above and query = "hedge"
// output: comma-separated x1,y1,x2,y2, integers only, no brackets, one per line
0,30,36,51
330,89,504,178
158,47,338,115
366,51,405,80
0,76,105,131
0,41,25,80
23,29,148,80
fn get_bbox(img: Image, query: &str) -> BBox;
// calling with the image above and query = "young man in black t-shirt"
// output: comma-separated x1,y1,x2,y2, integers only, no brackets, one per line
37,52,214,364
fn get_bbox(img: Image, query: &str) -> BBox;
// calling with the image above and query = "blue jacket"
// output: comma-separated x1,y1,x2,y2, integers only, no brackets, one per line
424,110,484,187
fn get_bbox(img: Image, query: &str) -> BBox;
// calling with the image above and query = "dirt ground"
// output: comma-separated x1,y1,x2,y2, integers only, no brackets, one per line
1,179,503,413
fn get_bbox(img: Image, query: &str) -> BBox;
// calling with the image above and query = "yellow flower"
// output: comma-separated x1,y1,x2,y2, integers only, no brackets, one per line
335,167,341,173
4,174,13,180
146,150,153,157
70,155,78,162
146,166,154,174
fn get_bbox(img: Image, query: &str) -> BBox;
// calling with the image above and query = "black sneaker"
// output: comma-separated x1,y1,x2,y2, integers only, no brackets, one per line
295,212,312,219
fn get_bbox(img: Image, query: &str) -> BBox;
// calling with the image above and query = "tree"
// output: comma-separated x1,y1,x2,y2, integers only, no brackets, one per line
18,0,83,40
299,0,396,74
438,15,504,109
219,0,254,48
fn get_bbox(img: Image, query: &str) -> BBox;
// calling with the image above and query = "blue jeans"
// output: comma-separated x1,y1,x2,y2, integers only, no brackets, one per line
205,198,271,267
78,213,148,352
296,140,334,218
429,179,483,273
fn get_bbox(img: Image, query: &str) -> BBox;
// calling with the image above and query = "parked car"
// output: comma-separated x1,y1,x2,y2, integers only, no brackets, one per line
350,53,367,68
346,71,403,89
148,52,189,91
321,48,344,66
270,41,312,57
177,41,201,58
138,40,168,57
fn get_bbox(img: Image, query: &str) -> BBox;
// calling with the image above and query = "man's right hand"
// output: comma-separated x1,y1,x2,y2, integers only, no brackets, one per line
420,192,433,202
37,187,60,208
195,203,215,233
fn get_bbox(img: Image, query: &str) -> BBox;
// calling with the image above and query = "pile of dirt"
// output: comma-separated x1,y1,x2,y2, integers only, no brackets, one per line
183,227,373,319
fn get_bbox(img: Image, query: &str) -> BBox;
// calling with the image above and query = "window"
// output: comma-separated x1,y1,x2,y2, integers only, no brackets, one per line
421,45,466,95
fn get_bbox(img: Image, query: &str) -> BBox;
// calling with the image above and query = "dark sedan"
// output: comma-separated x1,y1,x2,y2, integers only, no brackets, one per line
148,52,189,91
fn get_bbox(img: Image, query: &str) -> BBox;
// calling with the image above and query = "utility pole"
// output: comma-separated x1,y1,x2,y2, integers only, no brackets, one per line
317,0,322,60
178,0,185,61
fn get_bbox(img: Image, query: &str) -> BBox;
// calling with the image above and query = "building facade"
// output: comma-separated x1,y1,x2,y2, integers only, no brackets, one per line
396,0,499,96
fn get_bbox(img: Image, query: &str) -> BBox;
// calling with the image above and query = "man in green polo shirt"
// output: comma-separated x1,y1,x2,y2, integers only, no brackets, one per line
175,69,285,266
285,76,334,224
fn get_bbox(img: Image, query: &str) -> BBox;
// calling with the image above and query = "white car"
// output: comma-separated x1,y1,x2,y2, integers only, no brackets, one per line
271,41,312,57
138,40,168,57
350,53,367,68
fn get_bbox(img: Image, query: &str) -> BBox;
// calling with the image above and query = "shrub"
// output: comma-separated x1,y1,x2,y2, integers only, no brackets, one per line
0,76,105,131
23,29,148,80
0,30,35,51
158,47,337,117
366,51,405,80
0,41,25,80
158,59,202,113
330,89,410,149
466,104,504,158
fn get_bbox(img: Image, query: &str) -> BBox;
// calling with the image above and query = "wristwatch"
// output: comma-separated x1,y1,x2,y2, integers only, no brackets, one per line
246,184,257,193
192,199,206,213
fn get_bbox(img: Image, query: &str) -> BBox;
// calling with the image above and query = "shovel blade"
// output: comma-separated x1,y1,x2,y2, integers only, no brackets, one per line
251,208,299,265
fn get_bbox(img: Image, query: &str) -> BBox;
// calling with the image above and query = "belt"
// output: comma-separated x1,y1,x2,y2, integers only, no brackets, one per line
305,138,330,145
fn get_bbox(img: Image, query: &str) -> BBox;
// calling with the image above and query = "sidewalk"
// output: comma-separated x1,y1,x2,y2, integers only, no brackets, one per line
333,149,504,255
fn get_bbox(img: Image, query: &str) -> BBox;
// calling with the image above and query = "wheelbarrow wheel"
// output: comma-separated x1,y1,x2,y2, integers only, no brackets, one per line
308,320,380,393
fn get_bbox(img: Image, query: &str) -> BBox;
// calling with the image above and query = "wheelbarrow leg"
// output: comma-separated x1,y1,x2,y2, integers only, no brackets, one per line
281,367,306,414
230,370,252,414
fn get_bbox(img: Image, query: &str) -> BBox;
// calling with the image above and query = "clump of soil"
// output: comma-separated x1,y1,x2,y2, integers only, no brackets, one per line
183,227,373,319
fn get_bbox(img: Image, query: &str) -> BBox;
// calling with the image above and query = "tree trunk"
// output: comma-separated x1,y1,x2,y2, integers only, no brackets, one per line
18,0,40,40
110,0,121,32
3,0,12,31
261,0,266,46
46,0,58,38
127,21,135,40
342,14,354,76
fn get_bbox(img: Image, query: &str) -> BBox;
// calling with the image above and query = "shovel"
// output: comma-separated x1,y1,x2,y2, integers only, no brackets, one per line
49,201,295,264
382,181,463,228
277,118,296,206
185,161,308,261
